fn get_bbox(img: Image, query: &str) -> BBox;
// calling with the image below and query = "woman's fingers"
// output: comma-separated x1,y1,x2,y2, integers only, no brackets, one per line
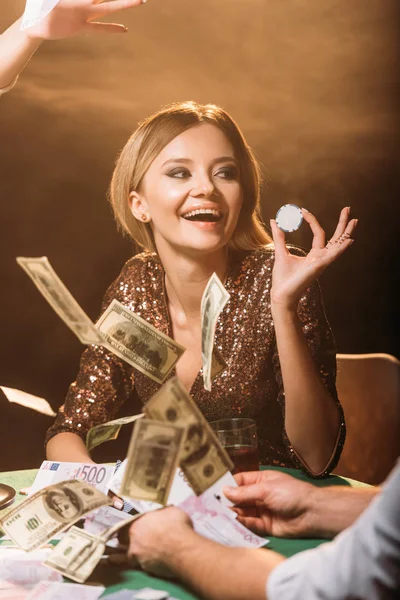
301,208,325,249
330,206,351,241
325,218,358,253
270,219,289,258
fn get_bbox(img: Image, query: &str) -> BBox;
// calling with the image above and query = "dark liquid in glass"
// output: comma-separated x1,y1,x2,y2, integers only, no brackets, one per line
225,445,260,474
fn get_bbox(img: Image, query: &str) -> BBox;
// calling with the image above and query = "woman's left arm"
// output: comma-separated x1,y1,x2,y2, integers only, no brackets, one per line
271,207,357,476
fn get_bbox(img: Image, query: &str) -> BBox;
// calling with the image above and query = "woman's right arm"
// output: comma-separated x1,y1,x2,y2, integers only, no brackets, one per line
45,261,137,463
0,0,146,93
45,343,135,462
46,432,96,463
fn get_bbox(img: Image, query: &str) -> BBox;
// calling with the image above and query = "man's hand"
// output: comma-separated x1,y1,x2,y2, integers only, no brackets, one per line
123,506,193,577
224,470,319,538
24,0,146,40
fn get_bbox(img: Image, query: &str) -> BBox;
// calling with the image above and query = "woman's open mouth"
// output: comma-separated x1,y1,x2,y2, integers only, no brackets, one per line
181,208,223,223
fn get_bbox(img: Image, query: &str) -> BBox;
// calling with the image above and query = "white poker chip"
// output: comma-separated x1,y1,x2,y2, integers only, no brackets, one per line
275,204,303,233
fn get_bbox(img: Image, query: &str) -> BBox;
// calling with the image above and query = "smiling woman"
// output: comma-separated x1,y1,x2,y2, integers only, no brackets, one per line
45,100,357,478
110,101,269,254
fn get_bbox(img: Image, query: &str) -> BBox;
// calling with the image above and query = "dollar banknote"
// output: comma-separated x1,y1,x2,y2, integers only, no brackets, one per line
44,527,105,584
120,418,185,505
17,257,186,383
201,273,230,391
144,377,233,495
86,413,144,451
16,257,104,346
0,480,111,552
210,347,227,381
44,513,141,583
96,299,185,384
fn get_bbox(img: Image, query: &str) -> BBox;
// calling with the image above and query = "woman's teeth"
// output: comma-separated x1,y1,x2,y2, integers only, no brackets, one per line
182,209,222,222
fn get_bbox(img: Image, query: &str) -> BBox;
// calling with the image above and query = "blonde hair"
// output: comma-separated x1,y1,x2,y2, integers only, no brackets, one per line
109,101,271,252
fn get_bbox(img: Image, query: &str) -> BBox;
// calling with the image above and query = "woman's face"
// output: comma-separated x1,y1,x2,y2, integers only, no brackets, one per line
130,123,243,256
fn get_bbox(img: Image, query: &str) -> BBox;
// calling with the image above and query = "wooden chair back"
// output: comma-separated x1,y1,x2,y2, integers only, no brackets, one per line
334,353,400,485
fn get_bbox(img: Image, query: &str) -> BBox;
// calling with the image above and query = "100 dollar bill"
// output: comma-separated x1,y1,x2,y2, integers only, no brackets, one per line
44,513,141,583
17,257,186,383
120,418,185,505
44,526,106,584
86,413,144,451
96,299,185,384
17,257,104,346
0,480,111,551
201,273,230,391
144,377,233,495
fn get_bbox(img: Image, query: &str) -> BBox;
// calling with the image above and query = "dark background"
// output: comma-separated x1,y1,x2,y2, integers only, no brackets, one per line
0,0,399,471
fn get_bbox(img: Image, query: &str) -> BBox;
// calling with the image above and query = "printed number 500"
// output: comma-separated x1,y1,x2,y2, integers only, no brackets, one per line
75,465,106,485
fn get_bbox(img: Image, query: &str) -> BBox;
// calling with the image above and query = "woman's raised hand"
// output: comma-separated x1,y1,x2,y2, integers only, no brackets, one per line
270,207,358,311
24,0,146,40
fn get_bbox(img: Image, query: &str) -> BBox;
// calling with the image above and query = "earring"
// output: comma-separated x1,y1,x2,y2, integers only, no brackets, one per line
141,214,148,222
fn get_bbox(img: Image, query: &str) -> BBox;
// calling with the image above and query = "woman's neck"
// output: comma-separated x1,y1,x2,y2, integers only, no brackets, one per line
158,244,228,324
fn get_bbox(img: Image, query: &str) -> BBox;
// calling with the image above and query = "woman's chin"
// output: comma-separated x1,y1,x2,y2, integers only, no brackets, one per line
175,236,228,256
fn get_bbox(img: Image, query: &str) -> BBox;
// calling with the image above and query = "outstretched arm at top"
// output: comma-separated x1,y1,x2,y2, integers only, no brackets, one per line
0,0,146,92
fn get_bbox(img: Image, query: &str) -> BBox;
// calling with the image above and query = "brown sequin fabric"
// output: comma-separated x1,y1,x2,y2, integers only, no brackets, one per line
46,248,345,478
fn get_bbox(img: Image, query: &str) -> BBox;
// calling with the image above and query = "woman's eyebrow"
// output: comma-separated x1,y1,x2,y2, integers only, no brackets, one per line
161,155,237,168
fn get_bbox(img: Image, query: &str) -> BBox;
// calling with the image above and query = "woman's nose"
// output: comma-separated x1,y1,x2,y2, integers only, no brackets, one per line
191,176,216,198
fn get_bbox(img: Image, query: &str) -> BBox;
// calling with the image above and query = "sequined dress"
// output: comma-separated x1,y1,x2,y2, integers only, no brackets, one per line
45,248,345,477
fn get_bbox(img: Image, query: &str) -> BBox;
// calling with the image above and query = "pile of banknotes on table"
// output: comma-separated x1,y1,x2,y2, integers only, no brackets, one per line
0,377,268,598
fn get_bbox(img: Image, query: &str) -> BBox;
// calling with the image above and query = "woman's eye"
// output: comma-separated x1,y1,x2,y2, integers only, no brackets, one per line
215,166,238,180
166,168,191,179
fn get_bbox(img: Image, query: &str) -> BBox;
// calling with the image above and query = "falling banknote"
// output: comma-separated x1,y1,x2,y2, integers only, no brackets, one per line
120,418,185,505
86,413,144,452
17,257,185,383
0,479,111,552
17,257,104,346
201,273,230,391
96,299,185,383
144,377,233,494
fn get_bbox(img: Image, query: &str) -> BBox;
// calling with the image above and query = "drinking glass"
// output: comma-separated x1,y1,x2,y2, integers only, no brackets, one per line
209,417,259,474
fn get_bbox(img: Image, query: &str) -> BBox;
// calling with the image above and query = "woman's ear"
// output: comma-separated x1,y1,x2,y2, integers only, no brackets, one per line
129,191,151,223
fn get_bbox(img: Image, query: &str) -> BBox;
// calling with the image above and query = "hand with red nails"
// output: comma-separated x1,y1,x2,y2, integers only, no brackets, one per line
270,207,358,311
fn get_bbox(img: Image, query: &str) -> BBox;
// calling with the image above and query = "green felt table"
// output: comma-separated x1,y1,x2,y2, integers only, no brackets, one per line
0,466,370,599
